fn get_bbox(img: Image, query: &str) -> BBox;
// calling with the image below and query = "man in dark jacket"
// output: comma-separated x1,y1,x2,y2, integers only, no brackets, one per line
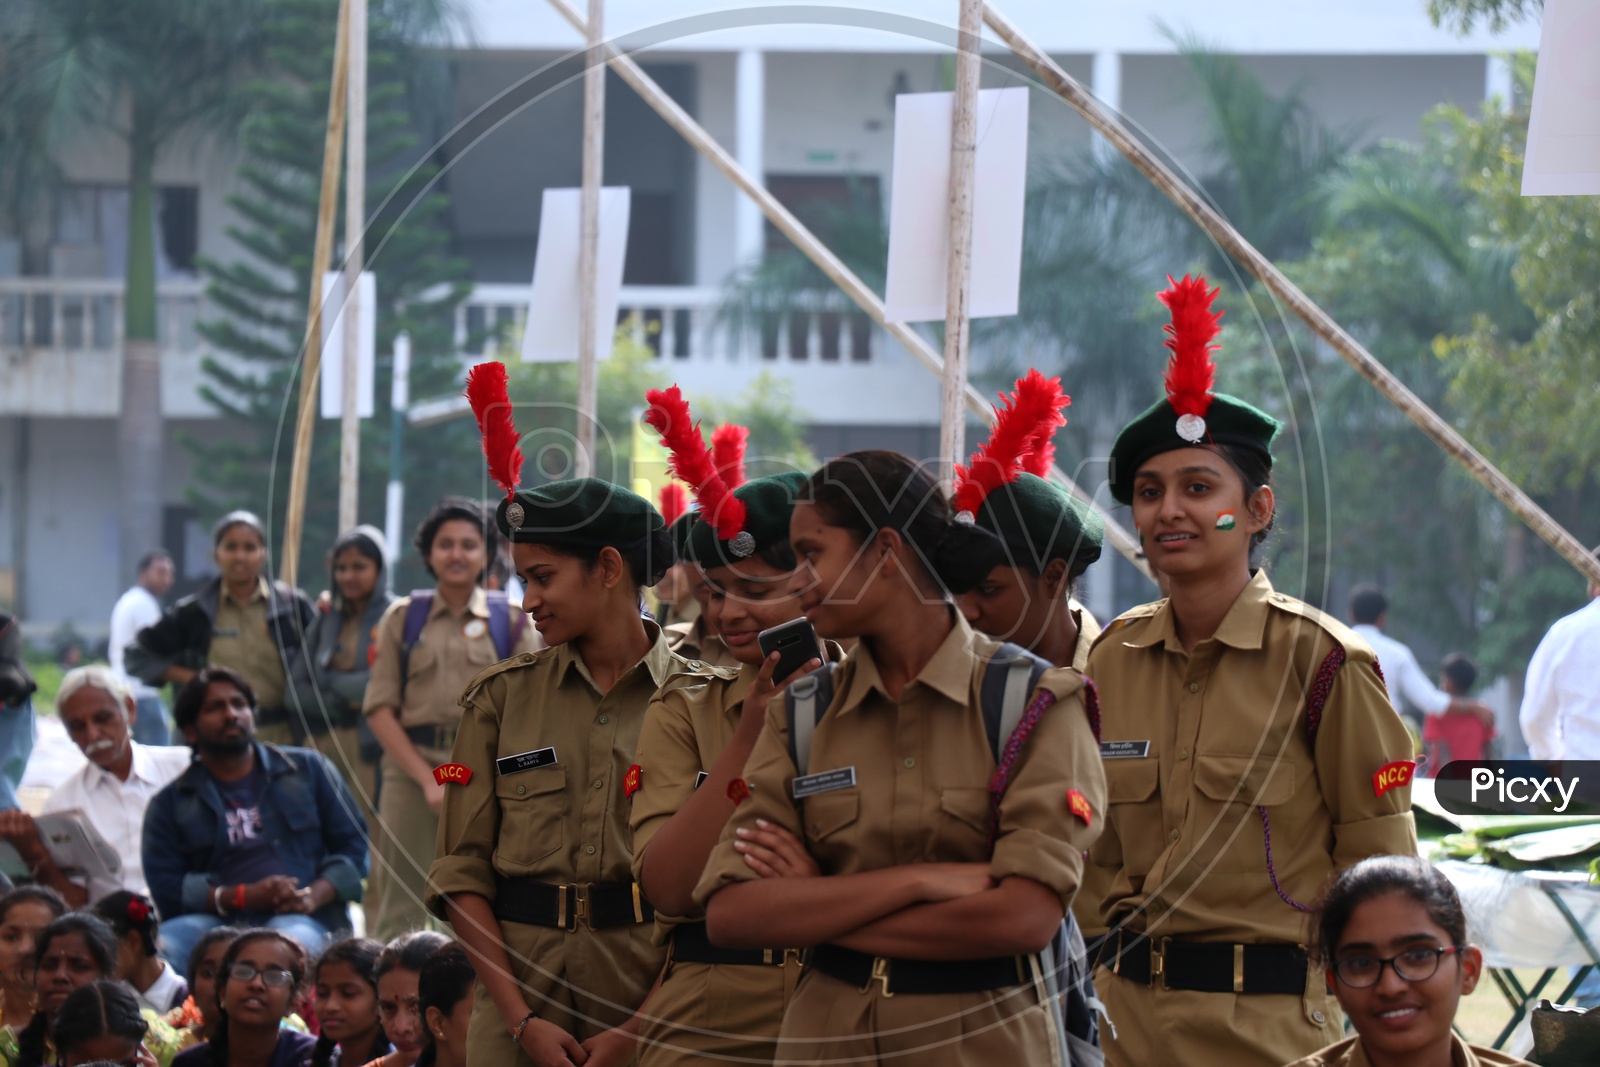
144,666,367,978
0,612,36,812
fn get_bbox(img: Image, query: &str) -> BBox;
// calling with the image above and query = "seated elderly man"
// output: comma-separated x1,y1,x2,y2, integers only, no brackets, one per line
143,666,367,976
0,666,190,906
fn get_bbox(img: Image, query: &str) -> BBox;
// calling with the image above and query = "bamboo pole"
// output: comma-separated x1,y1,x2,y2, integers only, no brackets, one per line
982,1,1600,587
282,0,351,589
338,0,367,532
939,0,982,487
543,0,1149,576
575,0,605,479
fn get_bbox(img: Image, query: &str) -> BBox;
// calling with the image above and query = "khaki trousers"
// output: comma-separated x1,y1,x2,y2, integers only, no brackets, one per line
369,749,446,941
1096,964,1345,1067
637,955,801,1066
775,965,1063,1066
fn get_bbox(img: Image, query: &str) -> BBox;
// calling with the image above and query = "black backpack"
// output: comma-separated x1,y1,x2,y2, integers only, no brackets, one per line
785,642,1104,1066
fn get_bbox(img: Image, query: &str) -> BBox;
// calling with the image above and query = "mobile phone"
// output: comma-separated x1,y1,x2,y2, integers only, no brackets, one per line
757,618,823,684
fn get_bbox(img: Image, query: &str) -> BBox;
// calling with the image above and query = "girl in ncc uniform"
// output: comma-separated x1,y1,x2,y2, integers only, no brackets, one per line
425,365,709,1067
694,449,1105,1067
1086,276,1418,1067
628,388,838,1066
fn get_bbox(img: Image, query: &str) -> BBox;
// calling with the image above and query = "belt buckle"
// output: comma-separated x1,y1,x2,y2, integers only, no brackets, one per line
574,883,593,930
1151,937,1168,990
868,957,894,998
783,948,804,967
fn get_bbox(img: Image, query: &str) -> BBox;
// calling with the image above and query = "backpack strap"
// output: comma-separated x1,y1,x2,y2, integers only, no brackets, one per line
484,590,513,659
784,663,837,776
981,643,1051,763
398,592,434,698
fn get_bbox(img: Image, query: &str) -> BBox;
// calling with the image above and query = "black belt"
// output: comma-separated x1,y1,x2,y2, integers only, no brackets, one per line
1095,928,1308,994
810,944,1027,996
671,922,802,968
493,876,652,931
405,724,457,751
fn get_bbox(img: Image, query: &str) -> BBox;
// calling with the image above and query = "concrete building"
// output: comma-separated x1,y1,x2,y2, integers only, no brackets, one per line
0,0,1539,633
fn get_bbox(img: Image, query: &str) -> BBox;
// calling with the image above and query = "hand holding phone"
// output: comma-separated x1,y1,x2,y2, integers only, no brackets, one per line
757,618,823,685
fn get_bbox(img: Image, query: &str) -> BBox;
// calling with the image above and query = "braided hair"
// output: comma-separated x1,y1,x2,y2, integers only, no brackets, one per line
91,891,160,960
52,980,148,1066
15,914,118,1067
206,930,309,1067
414,943,474,1067
310,937,387,1067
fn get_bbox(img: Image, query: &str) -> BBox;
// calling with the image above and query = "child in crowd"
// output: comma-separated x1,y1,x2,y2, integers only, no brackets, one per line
364,932,449,1067
414,944,473,1067
1422,653,1496,774
172,931,313,1067
310,938,389,1067
0,888,65,1035
167,928,241,1051
52,981,152,1067
1289,854,1532,1067
95,892,189,1015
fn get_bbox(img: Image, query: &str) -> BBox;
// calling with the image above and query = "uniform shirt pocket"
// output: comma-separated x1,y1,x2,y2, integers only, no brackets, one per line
803,789,859,871
1192,754,1297,872
937,786,991,859
493,766,568,874
1097,758,1160,874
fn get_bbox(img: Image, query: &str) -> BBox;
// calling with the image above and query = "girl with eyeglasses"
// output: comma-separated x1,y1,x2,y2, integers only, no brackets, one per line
1287,856,1530,1067
53,980,152,1067
171,931,312,1067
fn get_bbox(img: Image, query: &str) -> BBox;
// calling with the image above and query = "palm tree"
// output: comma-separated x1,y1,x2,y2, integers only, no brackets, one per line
1,0,268,582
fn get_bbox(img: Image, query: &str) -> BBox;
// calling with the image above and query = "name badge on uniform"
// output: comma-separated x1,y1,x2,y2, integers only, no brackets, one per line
212,627,241,639
792,767,856,800
694,771,708,790
496,747,558,776
1100,740,1151,759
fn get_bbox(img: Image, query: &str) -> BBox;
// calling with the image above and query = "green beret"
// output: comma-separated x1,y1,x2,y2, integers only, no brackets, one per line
1108,393,1281,505
685,471,807,570
496,478,664,549
973,473,1104,576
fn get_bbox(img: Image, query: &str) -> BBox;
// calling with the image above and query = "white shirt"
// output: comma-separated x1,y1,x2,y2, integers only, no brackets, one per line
41,741,193,901
109,585,164,699
1351,623,1451,718
137,959,188,1016
1520,597,1600,761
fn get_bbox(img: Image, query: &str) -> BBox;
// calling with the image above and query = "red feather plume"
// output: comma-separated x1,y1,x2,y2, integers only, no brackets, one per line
710,423,749,489
658,483,688,527
464,361,522,499
1159,274,1223,419
644,386,747,540
1016,369,1071,478
954,371,1070,515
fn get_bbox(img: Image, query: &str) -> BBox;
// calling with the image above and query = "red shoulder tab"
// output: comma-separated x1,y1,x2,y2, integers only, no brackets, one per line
624,764,643,799
433,763,473,786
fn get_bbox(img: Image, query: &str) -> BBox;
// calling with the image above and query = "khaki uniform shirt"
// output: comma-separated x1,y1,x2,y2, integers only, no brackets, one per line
1283,1034,1533,1067
694,612,1105,915
210,577,288,710
663,616,740,669
363,588,540,729
1086,571,1418,944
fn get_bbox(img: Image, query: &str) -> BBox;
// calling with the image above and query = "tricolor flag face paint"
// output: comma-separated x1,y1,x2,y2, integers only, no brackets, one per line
1215,510,1237,531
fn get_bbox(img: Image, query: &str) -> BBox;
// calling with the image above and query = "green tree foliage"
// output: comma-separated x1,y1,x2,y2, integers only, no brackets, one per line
190,0,476,593
1427,0,1543,34
691,372,818,478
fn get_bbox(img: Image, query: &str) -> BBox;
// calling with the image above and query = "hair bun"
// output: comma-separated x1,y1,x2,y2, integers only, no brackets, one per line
928,520,1006,595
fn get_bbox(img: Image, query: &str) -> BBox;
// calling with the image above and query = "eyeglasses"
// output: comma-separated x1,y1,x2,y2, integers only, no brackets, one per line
229,963,295,988
1332,946,1458,988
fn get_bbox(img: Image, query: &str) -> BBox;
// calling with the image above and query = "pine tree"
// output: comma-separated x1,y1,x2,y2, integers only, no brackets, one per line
190,0,477,592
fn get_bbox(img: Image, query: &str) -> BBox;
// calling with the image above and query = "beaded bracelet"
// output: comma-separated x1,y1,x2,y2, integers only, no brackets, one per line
511,1011,539,1043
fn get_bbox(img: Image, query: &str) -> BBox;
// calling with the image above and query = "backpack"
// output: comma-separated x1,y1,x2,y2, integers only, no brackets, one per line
785,643,1104,1067
398,590,523,696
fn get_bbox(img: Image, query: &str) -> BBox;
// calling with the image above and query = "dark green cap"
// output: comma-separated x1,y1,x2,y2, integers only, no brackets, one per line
1108,393,1281,505
497,477,664,550
973,473,1104,576
685,471,807,570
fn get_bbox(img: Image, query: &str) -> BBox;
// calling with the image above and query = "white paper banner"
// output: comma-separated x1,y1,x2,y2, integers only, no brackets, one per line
1523,0,1600,196
523,186,632,363
883,87,1029,323
320,270,376,419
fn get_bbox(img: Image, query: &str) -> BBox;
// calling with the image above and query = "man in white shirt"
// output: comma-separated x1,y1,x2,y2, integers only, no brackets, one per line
0,666,190,906
109,550,174,746
1520,556,1600,761
1348,585,1494,729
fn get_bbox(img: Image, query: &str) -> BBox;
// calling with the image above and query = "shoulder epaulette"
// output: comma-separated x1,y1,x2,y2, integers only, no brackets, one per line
457,646,558,707
1264,591,1374,662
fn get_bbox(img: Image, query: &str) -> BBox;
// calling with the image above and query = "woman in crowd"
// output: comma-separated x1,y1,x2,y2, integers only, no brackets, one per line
172,930,313,1067
127,511,315,746
695,448,1105,1064
1085,276,1417,1067
413,943,474,1067
94,892,188,1015
310,938,388,1067
0,887,65,1035
362,498,538,941
52,980,152,1067
167,927,241,1051
427,367,707,1067
1290,855,1530,1067
363,931,448,1067
288,527,395,823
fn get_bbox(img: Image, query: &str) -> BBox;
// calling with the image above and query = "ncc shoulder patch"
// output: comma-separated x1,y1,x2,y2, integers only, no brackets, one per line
1372,759,1416,799
433,763,473,786
624,764,643,798
1066,789,1093,826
